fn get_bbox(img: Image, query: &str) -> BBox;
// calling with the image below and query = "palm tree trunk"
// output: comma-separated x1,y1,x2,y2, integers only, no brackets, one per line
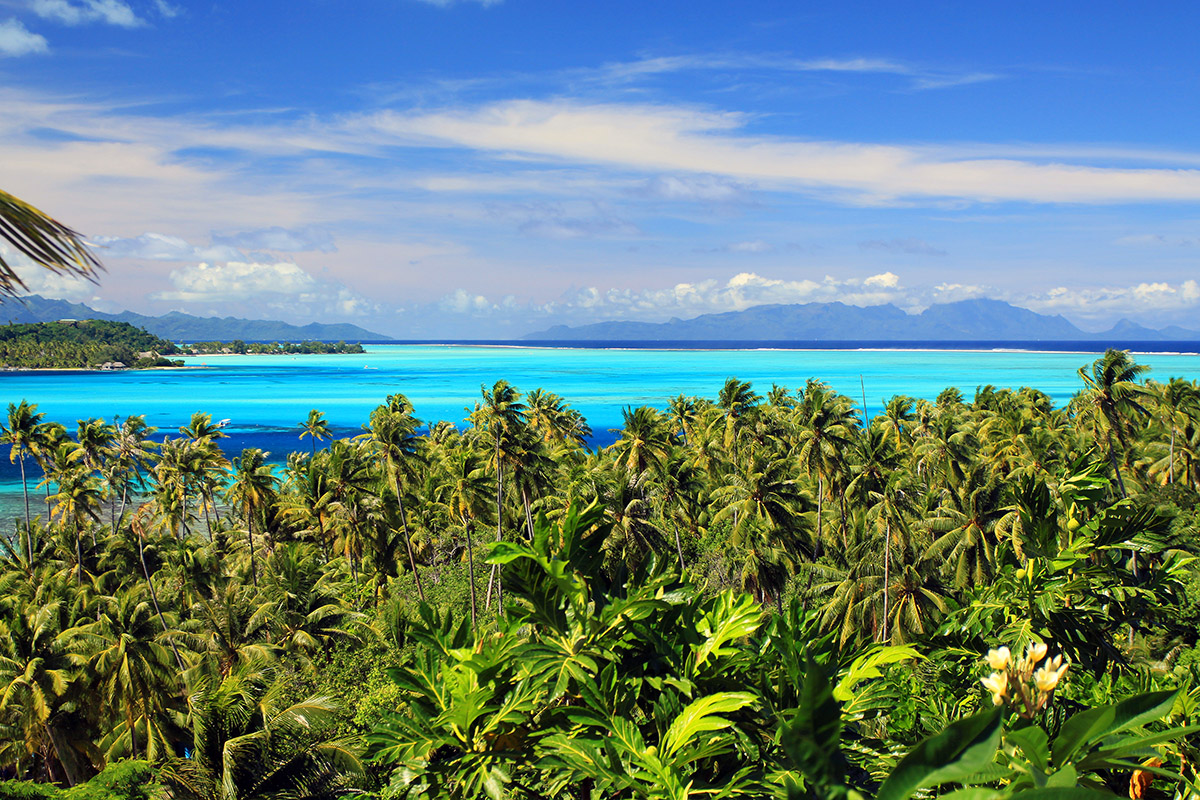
1170,425,1176,484
389,460,425,602
1107,430,1128,498
522,486,535,540
138,532,186,672
882,519,891,644
672,520,685,571
486,447,504,612
246,501,257,586
75,523,84,585
464,516,478,634
19,453,29,528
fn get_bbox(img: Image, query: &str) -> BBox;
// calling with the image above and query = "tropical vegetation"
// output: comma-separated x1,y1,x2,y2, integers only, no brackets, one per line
0,350,1198,798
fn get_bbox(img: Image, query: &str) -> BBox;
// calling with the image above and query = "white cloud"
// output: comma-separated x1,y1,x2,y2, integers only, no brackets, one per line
152,261,319,302
1022,280,1200,320
212,227,336,253
30,0,144,27
360,100,1200,205
151,0,180,18
0,18,48,56
637,174,749,203
93,232,245,262
148,260,376,321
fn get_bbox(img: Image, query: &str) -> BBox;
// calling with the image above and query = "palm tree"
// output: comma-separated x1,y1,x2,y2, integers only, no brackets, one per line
367,395,426,602
794,383,857,554
469,380,527,610
225,448,278,587
1147,378,1199,485
609,405,672,477
1,400,46,530
0,189,102,297
299,408,331,457
161,662,363,800
716,377,761,454
0,598,89,784
1072,348,1151,497
89,585,182,760
434,447,493,632
866,472,918,643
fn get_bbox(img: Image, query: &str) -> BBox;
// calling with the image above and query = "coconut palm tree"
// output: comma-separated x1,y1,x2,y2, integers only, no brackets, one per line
89,585,182,760
434,446,494,632
367,395,427,602
299,408,331,457
0,189,102,298
1,400,46,530
1071,348,1150,497
225,448,278,587
161,661,363,800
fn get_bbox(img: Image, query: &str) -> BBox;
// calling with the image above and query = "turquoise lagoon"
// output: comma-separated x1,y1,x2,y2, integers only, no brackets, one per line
3,343,1200,520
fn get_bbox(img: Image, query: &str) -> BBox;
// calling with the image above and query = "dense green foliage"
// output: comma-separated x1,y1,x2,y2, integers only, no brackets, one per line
177,340,365,355
1,349,1200,798
0,321,179,369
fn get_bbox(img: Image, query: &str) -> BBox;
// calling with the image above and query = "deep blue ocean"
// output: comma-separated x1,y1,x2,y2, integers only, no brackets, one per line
3,341,1200,521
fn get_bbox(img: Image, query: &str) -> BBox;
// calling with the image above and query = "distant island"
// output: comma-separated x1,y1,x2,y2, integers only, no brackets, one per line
524,298,1200,342
0,320,183,370
3,294,390,342
178,340,365,355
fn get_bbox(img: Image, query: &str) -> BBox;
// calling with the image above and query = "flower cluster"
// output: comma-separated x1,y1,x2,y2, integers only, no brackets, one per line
980,642,1069,718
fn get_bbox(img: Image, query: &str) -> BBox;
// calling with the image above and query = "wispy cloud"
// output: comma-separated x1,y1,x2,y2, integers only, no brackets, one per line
860,237,946,256
0,17,47,55
590,52,1001,92
29,0,144,27
361,99,1200,205
408,0,502,7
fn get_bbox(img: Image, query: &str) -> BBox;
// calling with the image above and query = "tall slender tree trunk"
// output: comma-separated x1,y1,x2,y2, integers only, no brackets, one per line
1170,425,1176,484
672,520,686,571
1107,430,1128,498
389,459,425,602
246,502,258,586
521,486,535,539
138,532,185,672
486,442,504,612
464,516,478,634
882,519,891,643
19,453,29,528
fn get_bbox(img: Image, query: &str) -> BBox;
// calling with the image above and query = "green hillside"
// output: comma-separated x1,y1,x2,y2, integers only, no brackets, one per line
0,319,181,369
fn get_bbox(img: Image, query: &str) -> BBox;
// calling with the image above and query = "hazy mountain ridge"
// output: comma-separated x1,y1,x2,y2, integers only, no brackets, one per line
524,299,1200,341
1,295,390,342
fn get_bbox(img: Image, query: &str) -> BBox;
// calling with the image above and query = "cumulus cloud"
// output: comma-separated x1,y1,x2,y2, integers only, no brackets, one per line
30,0,143,27
211,227,337,253
152,261,321,303
1021,280,1200,321
860,237,947,256
0,18,48,56
92,233,245,262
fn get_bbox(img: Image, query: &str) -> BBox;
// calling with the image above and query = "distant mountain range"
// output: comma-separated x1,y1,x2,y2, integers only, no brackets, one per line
1,295,390,342
524,299,1200,342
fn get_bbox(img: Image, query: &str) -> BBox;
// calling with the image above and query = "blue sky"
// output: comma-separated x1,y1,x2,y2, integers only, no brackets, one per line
3,0,1200,337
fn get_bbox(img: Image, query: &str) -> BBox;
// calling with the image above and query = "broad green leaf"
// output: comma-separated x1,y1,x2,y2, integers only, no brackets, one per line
1052,691,1177,765
661,691,757,758
833,645,923,703
1007,726,1050,773
876,705,1004,800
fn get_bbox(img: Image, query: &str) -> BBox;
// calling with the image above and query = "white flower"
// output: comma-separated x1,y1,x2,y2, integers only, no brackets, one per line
981,671,1009,704
985,646,1011,671
1023,642,1049,670
1034,655,1069,692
